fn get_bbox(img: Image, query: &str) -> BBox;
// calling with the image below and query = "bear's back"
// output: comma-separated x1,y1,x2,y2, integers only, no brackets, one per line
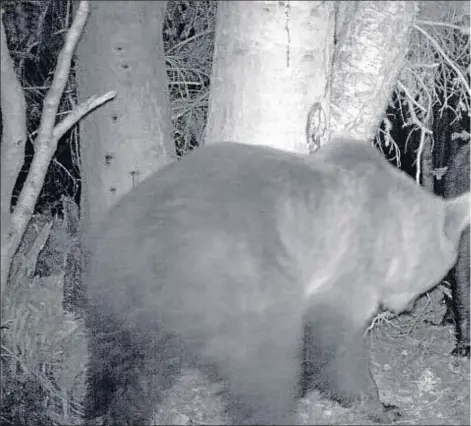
86,140,461,329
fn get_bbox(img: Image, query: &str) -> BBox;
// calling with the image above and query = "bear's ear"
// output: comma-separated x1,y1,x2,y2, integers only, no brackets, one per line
444,192,470,243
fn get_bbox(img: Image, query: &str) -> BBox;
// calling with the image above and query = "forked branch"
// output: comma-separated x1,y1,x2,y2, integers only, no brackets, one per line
0,0,116,296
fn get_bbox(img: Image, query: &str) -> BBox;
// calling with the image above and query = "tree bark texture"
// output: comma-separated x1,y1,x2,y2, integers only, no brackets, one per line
330,1,419,142
204,1,335,154
0,16,27,238
76,0,175,226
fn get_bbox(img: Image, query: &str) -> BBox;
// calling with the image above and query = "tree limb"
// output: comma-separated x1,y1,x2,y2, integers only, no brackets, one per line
54,91,117,142
414,23,471,96
1,1,90,296
0,9,27,234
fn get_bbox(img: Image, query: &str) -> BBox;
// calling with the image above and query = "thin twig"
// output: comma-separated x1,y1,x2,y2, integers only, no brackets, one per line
416,19,468,33
167,29,213,54
397,80,426,113
414,24,471,96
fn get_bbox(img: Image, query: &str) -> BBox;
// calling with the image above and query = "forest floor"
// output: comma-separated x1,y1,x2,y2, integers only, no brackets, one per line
151,285,470,425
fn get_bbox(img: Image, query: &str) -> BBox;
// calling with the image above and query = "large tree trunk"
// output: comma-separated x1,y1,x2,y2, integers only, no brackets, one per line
76,0,175,226
204,1,335,154
330,1,418,142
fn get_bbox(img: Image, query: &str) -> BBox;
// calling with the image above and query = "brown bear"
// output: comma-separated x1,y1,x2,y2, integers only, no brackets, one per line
84,139,470,425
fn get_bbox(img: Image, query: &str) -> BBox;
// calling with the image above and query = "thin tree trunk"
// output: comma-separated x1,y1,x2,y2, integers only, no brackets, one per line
418,131,435,191
204,1,335,154
76,0,175,226
0,16,27,230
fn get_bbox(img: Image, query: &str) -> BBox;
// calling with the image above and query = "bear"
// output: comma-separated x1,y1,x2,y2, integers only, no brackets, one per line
84,138,470,425
442,142,470,357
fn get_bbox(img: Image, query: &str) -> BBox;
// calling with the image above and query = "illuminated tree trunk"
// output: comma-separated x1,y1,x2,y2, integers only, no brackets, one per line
204,1,335,154
76,1,175,226
330,1,418,141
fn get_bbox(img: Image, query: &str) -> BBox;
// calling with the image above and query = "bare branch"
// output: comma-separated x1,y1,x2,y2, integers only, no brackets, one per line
0,1,90,296
54,91,117,142
166,28,214,54
401,85,433,137
414,23,471,96
399,82,433,185
416,19,469,34
34,2,89,158
397,80,426,113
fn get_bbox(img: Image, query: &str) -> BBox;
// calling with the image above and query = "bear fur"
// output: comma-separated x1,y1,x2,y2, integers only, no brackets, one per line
84,139,470,425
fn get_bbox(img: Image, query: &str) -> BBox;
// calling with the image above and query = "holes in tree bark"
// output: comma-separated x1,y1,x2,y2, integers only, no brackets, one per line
104,153,115,166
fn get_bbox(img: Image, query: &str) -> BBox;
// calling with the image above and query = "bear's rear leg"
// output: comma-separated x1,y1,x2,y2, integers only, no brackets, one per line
85,308,183,425
219,335,301,424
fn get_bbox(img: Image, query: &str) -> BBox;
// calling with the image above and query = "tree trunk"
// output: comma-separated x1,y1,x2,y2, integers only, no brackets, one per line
330,1,418,142
418,133,435,191
204,0,335,154
76,0,175,226
0,17,27,232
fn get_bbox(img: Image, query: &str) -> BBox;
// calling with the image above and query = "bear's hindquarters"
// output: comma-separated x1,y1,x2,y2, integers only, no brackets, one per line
85,305,183,425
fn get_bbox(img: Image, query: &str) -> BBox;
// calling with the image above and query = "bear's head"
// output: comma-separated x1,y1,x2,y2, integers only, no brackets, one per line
381,190,469,314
